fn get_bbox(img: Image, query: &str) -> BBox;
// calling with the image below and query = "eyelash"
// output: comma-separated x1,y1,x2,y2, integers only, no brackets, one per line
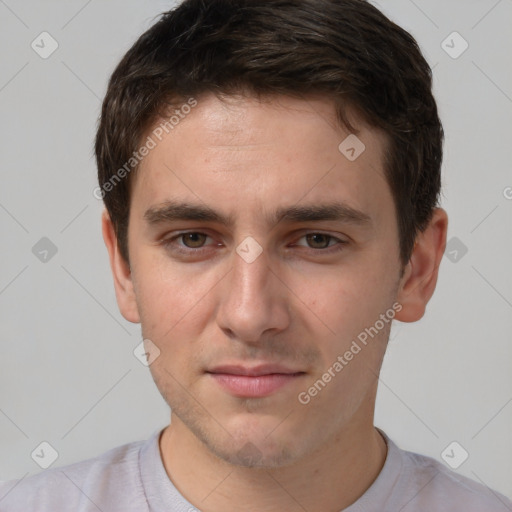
161,231,348,256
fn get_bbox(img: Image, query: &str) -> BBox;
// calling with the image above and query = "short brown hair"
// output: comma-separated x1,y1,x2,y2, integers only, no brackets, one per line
95,0,443,267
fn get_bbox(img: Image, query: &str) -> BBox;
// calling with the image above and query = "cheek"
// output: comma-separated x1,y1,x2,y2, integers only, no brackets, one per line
285,261,396,405
132,256,220,369
286,258,393,342
133,250,208,327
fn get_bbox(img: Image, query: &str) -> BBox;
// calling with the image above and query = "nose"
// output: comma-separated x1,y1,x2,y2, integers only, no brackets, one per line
215,242,291,344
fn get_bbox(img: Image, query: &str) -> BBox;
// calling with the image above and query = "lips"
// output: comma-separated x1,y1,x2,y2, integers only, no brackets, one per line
206,363,305,398
207,364,302,377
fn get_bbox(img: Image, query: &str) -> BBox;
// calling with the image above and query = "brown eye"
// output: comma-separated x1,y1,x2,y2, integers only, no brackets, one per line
305,233,332,249
181,232,208,248
293,232,348,255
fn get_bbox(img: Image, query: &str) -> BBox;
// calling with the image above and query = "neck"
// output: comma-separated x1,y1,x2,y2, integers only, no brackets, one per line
159,415,387,512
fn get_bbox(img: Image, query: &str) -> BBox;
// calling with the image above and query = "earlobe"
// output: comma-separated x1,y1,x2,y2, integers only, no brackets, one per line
395,208,448,323
101,209,141,324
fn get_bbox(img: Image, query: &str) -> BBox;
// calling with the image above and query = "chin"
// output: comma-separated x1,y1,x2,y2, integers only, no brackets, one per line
207,418,307,469
212,437,298,469
170,391,317,468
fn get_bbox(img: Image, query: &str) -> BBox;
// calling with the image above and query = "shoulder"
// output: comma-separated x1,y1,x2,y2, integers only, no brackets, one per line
0,438,148,512
396,445,512,511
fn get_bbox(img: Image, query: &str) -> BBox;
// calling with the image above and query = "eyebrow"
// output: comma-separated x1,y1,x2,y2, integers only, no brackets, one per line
143,200,372,229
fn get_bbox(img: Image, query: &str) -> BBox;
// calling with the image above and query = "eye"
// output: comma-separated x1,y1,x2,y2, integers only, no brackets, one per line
294,233,347,253
161,231,348,258
178,232,209,248
162,231,215,255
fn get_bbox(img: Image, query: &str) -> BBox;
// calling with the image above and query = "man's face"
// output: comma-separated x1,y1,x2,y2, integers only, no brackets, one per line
126,93,403,467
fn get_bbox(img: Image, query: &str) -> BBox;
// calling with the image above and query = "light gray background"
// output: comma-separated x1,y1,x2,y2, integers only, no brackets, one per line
1,0,511,501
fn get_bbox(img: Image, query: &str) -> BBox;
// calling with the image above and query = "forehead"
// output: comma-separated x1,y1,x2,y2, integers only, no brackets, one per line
131,93,393,229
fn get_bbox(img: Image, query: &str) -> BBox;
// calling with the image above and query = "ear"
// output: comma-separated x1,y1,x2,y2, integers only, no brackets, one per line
395,208,448,323
101,209,140,324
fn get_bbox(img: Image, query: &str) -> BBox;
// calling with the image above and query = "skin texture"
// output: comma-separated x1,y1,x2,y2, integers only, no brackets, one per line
102,93,448,512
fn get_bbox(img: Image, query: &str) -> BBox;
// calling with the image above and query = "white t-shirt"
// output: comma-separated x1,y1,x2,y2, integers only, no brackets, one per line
1,428,510,511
